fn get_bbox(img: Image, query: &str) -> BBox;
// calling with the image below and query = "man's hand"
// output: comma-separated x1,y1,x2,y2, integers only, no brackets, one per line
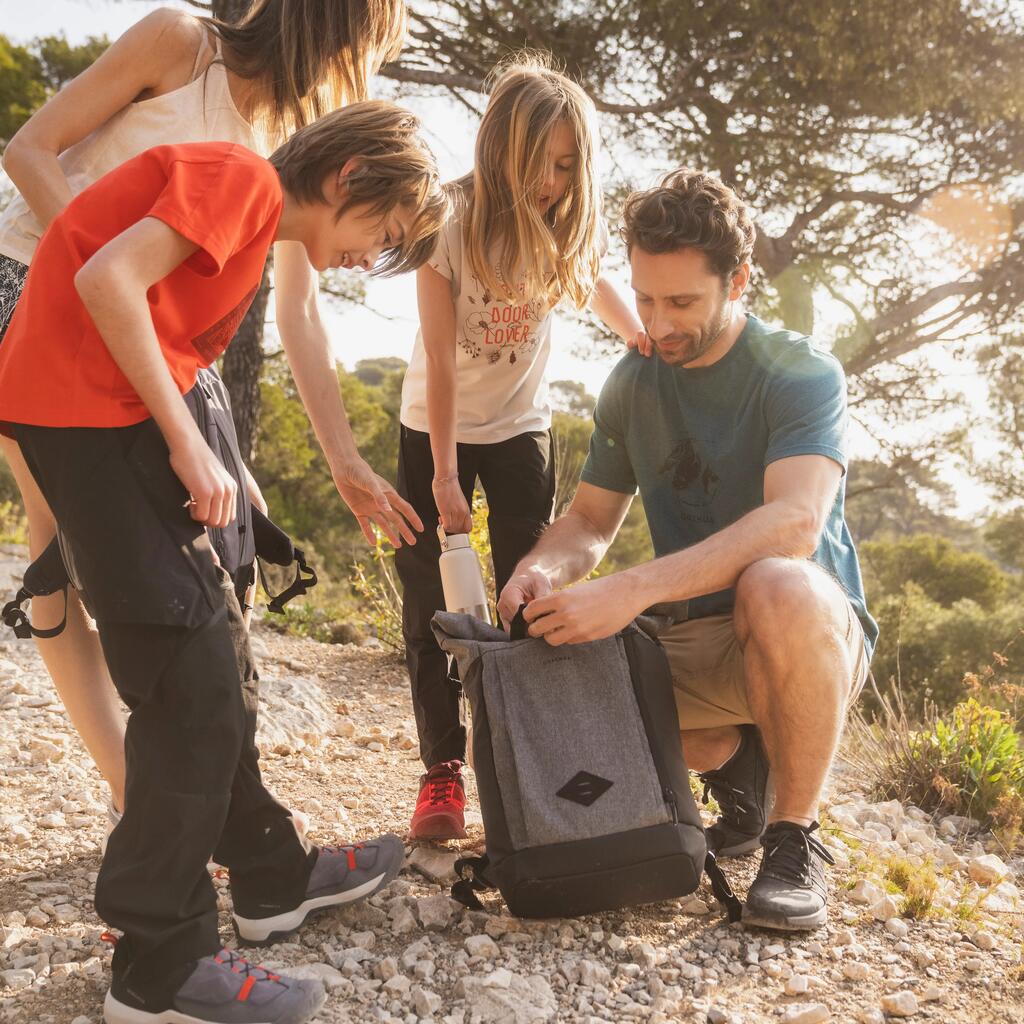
332,457,423,547
523,572,644,646
626,329,654,357
432,477,472,535
170,435,238,529
497,565,554,628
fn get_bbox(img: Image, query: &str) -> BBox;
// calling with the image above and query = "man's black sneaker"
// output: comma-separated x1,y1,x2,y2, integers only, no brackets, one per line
697,725,773,858
742,820,835,931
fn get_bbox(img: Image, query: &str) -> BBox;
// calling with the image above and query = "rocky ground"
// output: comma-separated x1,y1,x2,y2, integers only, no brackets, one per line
0,543,1022,1024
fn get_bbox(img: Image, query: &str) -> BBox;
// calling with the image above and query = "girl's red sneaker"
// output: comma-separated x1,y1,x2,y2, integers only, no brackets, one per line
410,760,467,839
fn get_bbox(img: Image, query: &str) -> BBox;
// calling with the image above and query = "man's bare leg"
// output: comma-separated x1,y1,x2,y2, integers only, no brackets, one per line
681,726,741,773
733,557,857,826
730,556,860,929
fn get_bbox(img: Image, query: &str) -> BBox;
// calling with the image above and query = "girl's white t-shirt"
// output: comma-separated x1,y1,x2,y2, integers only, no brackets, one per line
400,203,606,445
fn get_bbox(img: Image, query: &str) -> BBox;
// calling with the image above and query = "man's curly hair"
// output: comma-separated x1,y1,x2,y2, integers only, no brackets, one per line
621,169,756,283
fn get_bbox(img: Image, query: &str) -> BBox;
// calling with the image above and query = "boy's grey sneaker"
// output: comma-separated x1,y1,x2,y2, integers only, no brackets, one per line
697,724,774,858
103,948,325,1024
233,834,404,945
742,820,835,931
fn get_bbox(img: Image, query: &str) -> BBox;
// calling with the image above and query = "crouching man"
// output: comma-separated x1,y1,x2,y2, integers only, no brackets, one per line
497,169,877,931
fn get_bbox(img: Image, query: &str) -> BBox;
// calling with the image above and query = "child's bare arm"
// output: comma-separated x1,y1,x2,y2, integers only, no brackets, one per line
417,263,471,534
74,216,238,529
590,274,652,356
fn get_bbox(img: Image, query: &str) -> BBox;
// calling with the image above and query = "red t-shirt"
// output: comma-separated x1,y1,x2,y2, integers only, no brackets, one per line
0,142,282,428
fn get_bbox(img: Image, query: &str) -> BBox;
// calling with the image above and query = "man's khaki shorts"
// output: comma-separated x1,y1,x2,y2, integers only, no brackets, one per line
660,600,869,731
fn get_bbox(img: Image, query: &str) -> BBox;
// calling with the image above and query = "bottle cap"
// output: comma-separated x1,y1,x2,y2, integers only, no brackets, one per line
442,533,471,550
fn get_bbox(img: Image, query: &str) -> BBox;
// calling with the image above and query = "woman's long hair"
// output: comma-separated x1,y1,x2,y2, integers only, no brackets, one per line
458,53,602,311
203,0,407,141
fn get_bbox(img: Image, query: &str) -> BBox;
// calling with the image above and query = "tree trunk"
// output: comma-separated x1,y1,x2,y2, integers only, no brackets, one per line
222,254,272,461
212,0,267,462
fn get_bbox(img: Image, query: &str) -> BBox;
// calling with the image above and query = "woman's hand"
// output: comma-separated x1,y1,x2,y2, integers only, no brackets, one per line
332,456,423,547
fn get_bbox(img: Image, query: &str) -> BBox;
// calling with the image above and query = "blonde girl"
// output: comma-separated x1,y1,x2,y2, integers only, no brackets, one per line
396,56,647,839
0,0,418,819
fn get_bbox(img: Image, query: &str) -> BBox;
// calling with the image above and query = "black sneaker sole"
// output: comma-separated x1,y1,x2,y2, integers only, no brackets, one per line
741,903,827,931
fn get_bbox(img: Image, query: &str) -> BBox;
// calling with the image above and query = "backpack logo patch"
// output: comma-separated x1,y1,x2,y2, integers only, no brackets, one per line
556,771,613,807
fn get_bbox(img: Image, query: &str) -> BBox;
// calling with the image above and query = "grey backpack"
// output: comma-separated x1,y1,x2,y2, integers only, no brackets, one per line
432,608,740,920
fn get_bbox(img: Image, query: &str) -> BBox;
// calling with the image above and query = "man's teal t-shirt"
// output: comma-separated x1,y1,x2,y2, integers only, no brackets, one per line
581,314,878,659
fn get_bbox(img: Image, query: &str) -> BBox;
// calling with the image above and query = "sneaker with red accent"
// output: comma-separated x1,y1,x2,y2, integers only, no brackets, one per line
410,760,467,840
233,835,404,945
103,947,325,1023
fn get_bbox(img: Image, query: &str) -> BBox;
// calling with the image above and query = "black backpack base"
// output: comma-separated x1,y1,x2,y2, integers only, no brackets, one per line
460,822,708,920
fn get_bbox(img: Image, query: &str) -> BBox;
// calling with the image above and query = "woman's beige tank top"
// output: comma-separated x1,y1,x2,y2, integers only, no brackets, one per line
0,35,261,265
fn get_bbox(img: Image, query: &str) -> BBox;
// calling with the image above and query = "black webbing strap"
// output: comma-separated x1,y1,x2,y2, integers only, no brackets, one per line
2,585,68,640
704,850,743,922
451,854,493,911
258,548,318,614
509,604,529,641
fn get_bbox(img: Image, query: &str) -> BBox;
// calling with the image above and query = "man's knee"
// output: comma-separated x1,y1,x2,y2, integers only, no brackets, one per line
735,558,843,643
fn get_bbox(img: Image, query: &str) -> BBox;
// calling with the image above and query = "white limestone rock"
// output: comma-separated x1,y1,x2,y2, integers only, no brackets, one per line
455,972,556,1022
783,1003,830,1024
256,673,335,754
881,991,919,1017
785,975,810,995
408,847,460,884
416,895,457,931
465,934,499,959
968,854,1010,886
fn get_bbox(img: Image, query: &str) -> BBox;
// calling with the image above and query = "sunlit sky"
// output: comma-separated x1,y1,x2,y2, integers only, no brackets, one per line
0,0,1005,516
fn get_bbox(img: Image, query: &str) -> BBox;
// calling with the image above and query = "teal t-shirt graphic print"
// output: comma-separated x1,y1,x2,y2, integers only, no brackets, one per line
581,314,878,658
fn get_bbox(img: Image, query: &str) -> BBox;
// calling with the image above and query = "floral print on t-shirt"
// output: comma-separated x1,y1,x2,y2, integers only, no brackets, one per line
459,271,550,365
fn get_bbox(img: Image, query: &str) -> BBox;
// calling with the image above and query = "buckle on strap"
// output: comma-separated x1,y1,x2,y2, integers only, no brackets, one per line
452,855,492,911
2,585,68,640
259,548,318,615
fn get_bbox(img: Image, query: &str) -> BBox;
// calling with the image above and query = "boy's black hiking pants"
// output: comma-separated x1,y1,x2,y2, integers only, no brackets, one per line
394,424,555,769
13,419,314,1008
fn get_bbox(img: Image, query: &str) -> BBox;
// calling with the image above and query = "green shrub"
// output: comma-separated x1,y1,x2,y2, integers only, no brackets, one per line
869,583,1024,711
862,534,1009,611
884,856,939,919
847,693,1024,847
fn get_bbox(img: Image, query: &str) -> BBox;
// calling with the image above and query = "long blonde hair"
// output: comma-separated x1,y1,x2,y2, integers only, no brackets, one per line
203,0,407,140
459,55,602,310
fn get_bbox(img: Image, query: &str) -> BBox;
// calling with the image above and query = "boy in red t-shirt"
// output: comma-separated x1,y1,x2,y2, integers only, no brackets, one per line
0,102,446,1024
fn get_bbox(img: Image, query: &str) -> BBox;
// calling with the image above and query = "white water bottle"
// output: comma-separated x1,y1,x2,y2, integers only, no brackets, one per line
438,525,491,623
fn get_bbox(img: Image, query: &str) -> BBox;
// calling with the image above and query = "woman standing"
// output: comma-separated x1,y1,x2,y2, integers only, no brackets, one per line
0,0,419,818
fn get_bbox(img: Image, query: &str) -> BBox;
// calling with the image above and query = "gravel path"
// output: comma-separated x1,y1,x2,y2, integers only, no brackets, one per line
0,544,1021,1024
